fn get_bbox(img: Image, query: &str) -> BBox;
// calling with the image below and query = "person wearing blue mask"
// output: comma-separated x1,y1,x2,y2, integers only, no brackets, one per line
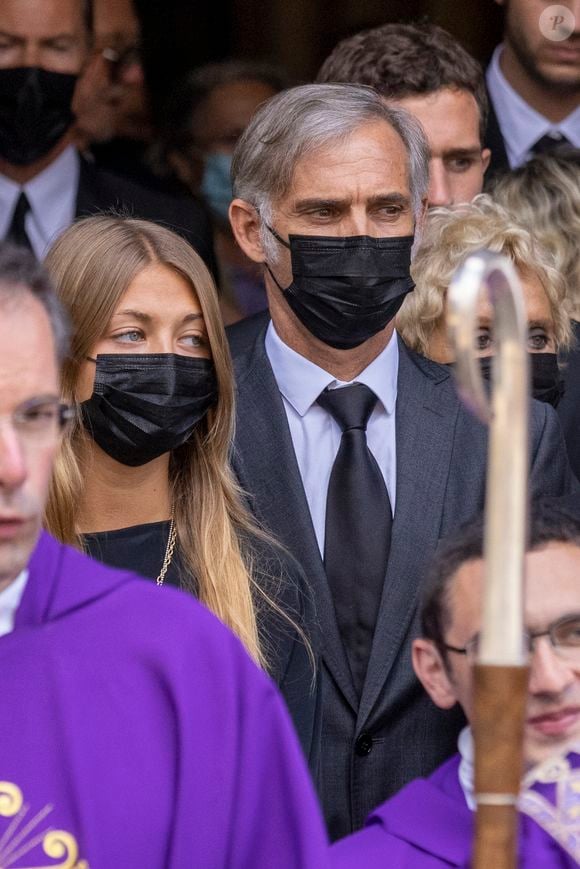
157,60,288,323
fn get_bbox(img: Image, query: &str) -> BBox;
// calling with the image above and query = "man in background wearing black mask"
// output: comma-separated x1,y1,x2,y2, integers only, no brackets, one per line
0,0,215,272
227,83,578,842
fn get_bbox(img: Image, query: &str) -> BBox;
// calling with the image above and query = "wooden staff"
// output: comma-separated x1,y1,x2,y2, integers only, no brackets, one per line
447,250,531,869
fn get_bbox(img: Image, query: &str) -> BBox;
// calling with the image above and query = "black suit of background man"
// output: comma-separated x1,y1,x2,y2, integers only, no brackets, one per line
0,0,215,273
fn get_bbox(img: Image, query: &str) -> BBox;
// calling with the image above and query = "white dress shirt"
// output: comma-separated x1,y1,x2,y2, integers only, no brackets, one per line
487,45,580,168
265,322,398,555
0,145,80,260
0,569,28,638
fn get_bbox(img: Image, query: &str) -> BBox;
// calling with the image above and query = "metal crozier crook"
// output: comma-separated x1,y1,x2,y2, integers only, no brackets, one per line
447,250,531,869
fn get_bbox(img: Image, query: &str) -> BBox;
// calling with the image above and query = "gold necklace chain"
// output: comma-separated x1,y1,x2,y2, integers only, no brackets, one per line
156,515,177,586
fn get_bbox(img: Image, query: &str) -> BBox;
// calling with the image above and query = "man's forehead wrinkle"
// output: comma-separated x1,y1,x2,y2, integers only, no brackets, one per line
288,161,410,203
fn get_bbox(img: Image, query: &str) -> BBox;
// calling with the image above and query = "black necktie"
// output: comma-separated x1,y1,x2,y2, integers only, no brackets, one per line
6,192,33,252
530,132,571,155
318,383,392,695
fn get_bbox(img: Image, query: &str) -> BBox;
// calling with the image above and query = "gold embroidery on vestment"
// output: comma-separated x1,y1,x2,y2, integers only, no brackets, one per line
0,783,88,868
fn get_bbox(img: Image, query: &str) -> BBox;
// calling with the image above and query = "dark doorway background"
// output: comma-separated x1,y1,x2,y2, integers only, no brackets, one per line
136,0,503,127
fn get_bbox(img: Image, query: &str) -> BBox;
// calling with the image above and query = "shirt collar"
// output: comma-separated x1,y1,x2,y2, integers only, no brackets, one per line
487,45,580,166
265,320,398,417
457,726,476,811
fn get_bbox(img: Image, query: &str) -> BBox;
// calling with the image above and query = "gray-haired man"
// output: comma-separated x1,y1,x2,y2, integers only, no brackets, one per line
227,83,576,840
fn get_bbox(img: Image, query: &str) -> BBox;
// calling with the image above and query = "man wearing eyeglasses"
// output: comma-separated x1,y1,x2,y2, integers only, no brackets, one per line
332,499,580,867
0,243,329,866
0,0,215,273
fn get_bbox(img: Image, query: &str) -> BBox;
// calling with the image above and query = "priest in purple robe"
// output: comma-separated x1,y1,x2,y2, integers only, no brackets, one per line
0,249,329,868
332,501,580,867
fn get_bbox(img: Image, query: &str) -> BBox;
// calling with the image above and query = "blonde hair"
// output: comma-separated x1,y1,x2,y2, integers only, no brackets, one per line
491,152,580,320
44,215,290,669
397,194,572,356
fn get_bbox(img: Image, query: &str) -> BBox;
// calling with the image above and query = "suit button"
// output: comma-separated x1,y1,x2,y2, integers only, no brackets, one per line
355,732,373,756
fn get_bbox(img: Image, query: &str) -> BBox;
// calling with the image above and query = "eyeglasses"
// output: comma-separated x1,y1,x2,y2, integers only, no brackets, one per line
101,43,142,83
0,398,74,444
443,614,580,665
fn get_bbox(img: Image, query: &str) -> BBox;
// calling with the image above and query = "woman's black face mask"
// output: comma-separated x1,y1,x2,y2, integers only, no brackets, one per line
80,354,218,467
264,225,415,349
478,353,564,408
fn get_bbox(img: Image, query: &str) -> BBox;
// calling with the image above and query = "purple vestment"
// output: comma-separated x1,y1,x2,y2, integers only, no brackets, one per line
0,532,329,868
331,754,580,867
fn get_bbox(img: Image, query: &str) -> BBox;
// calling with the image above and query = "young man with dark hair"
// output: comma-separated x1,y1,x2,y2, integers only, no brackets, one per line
317,23,491,207
332,500,580,866
486,0,580,175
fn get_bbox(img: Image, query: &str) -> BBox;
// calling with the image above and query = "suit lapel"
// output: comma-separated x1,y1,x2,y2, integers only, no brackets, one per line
358,341,460,725
232,322,358,711
75,157,99,217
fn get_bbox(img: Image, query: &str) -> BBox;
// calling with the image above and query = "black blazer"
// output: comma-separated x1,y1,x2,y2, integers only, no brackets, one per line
75,156,217,276
247,533,322,777
484,89,511,183
558,320,580,482
228,311,577,840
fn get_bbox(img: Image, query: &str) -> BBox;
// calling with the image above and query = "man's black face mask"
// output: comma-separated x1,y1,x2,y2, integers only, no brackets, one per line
264,225,415,350
0,67,78,166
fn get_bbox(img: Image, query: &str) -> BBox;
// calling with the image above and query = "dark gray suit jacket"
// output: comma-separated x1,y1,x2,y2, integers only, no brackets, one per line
228,312,577,841
484,91,510,182
558,320,580,482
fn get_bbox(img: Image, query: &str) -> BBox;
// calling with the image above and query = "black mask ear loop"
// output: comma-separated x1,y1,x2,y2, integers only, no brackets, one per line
262,222,291,292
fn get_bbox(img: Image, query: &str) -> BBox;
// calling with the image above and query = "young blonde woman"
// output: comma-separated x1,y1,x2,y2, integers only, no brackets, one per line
44,215,319,766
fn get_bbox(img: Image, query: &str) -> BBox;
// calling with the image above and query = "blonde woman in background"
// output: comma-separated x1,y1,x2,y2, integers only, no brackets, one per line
491,150,580,479
491,151,580,319
397,195,572,408
44,215,319,767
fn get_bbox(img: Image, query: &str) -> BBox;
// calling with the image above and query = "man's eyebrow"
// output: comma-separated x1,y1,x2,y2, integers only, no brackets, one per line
293,192,411,212
41,34,78,42
442,148,482,159
15,394,60,411
367,192,411,208
293,197,350,213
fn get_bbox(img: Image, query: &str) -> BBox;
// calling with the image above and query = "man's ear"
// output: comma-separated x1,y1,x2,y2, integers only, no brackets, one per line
229,199,267,264
481,148,492,175
412,638,458,709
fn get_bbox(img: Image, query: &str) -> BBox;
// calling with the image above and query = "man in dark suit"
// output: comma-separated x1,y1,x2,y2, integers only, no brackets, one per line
485,0,580,178
227,83,577,841
0,0,215,271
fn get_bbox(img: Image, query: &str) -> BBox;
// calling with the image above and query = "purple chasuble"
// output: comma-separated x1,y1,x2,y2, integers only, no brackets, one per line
331,754,579,867
0,532,329,868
